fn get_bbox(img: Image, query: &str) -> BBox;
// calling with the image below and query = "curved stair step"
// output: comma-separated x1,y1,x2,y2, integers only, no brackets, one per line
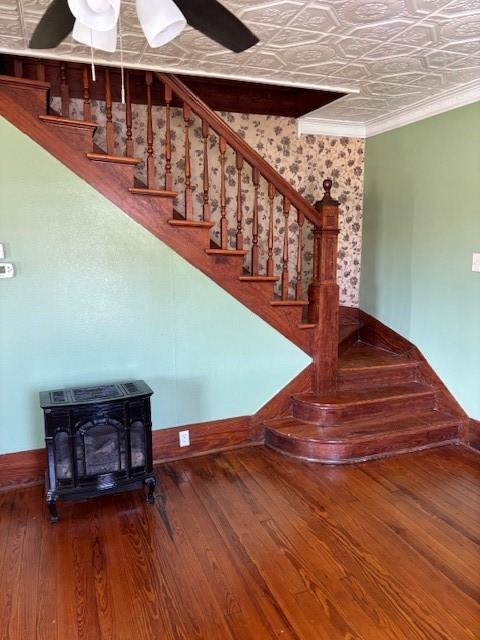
264,411,460,463
338,341,419,388
293,382,436,425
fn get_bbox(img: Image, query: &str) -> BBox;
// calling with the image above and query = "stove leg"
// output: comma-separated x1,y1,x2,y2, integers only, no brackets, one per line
47,499,59,523
145,477,156,504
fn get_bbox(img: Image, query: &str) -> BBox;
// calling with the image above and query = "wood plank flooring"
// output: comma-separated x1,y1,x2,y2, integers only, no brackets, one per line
0,445,478,639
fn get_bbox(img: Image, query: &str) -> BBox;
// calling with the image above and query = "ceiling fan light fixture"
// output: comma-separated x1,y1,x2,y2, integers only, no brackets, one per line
67,0,120,31
72,19,118,52
136,0,187,48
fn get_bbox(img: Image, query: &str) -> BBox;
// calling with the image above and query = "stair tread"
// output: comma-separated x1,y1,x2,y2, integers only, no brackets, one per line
87,152,140,165
39,114,97,129
129,187,177,197
294,382,434,408
205,249,248,256
239,276,279,282
168,219,214,228
339,341,417,371
265,410,459,443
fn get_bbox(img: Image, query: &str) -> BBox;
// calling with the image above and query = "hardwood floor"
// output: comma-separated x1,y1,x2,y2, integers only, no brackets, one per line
0,446,479,639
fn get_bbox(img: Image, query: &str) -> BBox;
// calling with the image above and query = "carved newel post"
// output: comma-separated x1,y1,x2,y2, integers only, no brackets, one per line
308,179,340,394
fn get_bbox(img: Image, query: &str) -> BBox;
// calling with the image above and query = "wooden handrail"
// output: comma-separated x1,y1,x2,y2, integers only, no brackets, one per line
156,72,322,229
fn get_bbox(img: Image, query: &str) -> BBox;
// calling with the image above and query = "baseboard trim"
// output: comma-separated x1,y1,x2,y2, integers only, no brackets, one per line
0,448,45,492
0,415,253,491
152,416,252,463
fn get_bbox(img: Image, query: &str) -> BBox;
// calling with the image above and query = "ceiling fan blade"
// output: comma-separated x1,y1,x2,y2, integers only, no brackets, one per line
29,0,75,49
172,0,258,53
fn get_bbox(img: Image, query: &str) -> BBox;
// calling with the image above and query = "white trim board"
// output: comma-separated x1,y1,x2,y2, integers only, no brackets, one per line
297,81,480,139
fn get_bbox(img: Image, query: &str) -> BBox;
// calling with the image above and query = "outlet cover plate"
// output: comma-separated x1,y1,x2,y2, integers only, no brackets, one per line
472,253,480,272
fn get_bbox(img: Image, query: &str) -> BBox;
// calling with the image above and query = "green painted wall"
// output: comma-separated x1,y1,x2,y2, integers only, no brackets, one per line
0,116,310,455
361,102,480,419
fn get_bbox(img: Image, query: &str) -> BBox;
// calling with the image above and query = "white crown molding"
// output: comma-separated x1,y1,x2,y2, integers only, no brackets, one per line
297,117,366,138
0,47,359,95
298,81,480,139
365,81,480,137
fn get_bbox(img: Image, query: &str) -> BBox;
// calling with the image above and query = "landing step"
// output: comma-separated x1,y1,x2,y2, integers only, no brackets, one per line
168,219,214,228
239,276,279,282
264,411,459,463
129,187,177,197
338,341,418,388
39,115,97,130
205,249,247,257
87,152,140,165
293,382,435,425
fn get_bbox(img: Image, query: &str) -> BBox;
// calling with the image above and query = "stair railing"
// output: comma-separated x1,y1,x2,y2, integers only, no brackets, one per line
4,55,341,392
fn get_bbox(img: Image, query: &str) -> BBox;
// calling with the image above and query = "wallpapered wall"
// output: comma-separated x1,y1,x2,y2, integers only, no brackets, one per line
54,97,365,306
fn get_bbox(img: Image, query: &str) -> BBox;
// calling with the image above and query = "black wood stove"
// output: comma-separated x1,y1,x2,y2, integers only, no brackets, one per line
40,380,156,523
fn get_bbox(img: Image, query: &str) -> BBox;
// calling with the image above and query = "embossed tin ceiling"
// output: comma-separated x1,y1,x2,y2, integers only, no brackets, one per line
0,0,479,126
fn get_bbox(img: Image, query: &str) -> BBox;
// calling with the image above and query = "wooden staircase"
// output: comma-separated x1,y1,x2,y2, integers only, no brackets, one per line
0,56,469,464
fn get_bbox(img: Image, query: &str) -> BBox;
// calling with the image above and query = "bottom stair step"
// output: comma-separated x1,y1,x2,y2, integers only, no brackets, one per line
264,411,460,464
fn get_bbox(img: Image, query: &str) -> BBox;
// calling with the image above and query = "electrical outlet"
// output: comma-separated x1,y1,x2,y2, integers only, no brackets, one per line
179,430,190,447
472,253,480,273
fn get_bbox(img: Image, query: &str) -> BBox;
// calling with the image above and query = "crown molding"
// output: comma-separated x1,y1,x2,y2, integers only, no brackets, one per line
365,81,480,137
297,117,366,138
297,81,480,139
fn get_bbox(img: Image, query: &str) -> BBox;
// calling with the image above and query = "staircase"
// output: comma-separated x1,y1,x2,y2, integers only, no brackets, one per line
0,56,468,464
265,338,461,463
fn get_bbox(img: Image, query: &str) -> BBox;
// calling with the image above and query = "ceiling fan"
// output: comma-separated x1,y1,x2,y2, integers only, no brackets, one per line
29,0,259,54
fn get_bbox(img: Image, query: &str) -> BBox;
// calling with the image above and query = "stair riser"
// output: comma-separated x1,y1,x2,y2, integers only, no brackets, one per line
338,328,359,355
337,365,418,390
265,423,458,464
292,392,436,425
43,123,94,152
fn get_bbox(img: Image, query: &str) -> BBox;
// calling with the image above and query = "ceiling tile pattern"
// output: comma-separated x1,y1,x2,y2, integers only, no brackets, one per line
0,0,479,124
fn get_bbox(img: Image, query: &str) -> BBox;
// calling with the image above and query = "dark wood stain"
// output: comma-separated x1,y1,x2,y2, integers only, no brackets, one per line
0,446,478,639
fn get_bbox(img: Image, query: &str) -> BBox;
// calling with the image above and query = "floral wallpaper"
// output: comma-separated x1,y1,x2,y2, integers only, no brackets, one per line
54,97,364,305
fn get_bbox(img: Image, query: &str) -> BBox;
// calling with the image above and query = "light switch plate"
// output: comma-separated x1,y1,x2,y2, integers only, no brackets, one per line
0,244,5,260
472,253,480,273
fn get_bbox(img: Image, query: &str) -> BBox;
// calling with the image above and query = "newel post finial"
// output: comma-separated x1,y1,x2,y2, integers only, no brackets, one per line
323,178,332,199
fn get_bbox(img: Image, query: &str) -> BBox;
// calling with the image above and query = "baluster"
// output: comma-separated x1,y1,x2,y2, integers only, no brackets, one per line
82,65,91,121
281,197,291,299
104,67,114,154
36,59,46,82
295,210,304,300
219,136,227,249
202,120,210,221
60,62,70,118
183,103,193,218
267,183,275,277
164,85,173,191
236,152,244,249
251,167,260,275
145,71,155,188
125,70,133,156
